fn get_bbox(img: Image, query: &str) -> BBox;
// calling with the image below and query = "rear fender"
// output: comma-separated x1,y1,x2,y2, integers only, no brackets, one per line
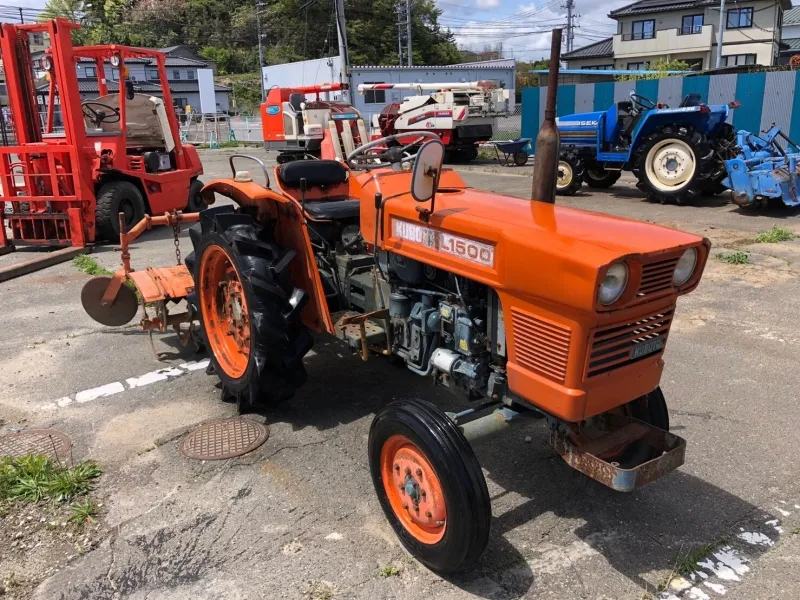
632,107,724,152
201,179,335,335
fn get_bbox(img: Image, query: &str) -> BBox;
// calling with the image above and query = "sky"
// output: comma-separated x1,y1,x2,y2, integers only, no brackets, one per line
3,0,630,61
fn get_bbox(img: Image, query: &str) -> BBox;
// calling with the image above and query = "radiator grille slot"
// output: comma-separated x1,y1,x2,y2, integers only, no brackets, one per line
636,257,679,299
511,309,571,383
587,309,673,378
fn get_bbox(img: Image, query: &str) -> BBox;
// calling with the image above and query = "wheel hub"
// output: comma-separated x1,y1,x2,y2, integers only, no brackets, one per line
221,279,249,350
645,138,696,192
557,160,573,186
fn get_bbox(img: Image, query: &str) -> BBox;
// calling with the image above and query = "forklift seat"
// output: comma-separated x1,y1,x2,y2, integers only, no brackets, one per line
278,160,349,188
303,199,361,220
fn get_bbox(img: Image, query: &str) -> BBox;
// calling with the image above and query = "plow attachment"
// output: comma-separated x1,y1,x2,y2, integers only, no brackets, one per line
81,211,200,352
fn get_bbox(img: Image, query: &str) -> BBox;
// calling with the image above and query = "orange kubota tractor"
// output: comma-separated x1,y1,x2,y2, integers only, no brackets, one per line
0,19,203,251
81,41,709,574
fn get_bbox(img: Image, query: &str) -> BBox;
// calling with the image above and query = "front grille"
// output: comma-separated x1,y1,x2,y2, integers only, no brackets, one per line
510,308,571,383
636,256,680,300
587,309,673,378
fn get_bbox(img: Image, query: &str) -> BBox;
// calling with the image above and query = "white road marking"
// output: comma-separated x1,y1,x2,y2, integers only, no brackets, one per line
126,367,185,389
179,359,211,372
324,532,343,541
736,532,774,547
687,587,711,600
775,507,791,516
703,582,726,595
75,382,125,403
765,519,782,533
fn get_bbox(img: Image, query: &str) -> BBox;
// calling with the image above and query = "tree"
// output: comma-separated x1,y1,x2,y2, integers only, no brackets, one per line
40,0,92,43
616,59,691,81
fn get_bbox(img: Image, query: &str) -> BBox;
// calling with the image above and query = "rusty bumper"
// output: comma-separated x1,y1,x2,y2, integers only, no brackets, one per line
550,416,686,492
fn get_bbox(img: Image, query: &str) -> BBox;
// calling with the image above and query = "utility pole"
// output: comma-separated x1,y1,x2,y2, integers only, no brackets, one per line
715,0,726,68
334,0,352,102
256,0,265,102
396,2,404,66
406,0,412,67
564,0,575,53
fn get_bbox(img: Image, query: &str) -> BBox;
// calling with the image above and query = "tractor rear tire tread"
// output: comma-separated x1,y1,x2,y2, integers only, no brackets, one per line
369,398,491,574
95,181,146,242
186,178,205,212
191,207,312,412
556,149,584,196
632,125,715,205
585,167,621,189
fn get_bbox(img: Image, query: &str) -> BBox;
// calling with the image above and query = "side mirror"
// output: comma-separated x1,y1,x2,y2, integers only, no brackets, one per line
411,140,445,203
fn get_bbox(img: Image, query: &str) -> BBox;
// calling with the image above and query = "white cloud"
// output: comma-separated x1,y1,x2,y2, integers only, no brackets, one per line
476,0,502,7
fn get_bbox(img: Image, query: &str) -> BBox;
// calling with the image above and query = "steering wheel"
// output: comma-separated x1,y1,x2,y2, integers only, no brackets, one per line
347,131,441,170
630,93,656,112
82,101,121,127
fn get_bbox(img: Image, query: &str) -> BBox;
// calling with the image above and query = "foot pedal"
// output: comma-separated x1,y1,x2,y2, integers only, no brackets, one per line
550,415,686,492
332,311,387,353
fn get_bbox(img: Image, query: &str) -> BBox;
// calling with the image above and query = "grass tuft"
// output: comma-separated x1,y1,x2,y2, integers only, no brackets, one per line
755,226,797,244
716,251,751,265
378,563,402,578
0,455,102,505
72,254,113,277
69,498,98,526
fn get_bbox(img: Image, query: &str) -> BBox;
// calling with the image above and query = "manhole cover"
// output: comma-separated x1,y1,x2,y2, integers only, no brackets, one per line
179,418,269,460
0,429,72,459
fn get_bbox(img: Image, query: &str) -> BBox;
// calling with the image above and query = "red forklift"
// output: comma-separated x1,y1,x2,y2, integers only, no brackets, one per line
260,82,367,163
0,19,204,259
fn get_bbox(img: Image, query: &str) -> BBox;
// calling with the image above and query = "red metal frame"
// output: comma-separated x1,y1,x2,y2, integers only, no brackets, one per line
0,18,202,248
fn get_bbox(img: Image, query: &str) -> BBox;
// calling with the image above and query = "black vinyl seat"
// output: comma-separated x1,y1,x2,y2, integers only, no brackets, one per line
278,160,349,188
303,199,361,220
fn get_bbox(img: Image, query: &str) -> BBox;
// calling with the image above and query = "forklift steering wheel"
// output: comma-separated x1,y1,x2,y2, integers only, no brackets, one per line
347,131,441,170
82,101,121,127
630,93,656,112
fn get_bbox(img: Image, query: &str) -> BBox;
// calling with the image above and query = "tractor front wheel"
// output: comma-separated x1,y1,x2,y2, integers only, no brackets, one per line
369,398,491,573
95,181,146,241
633,126,715,204
185,178,205,212
189,208,313,412
585,166,621,189
556,150,584,196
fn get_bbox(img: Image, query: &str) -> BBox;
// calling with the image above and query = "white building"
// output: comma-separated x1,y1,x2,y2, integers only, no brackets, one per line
261,57,516,121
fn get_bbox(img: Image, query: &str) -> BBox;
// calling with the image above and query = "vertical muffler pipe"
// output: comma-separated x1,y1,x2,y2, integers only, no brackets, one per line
531,28,563,204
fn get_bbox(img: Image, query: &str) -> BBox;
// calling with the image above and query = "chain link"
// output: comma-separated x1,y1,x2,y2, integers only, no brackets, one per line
172,217,182,265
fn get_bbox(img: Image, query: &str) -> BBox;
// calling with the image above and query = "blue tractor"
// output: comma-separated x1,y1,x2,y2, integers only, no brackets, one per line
555,92,737,204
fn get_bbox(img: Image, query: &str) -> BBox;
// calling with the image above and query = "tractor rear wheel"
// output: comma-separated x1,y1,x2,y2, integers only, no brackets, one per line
189,209,313,412
556,150,584,196
185,178,205,212
633,126,715,205
369,398,491,574
95,181,146,241
585,166,621,189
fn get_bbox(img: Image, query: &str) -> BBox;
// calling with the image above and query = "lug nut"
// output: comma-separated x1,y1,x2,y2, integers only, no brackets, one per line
405,467,411,475
394,464,400,471
416,468,422,477
399,484,404,492
402,503,408,510
425,511,432,518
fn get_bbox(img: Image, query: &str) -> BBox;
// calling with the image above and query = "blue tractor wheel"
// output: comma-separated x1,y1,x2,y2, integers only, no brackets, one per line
585,167,621,189
632,125,715,205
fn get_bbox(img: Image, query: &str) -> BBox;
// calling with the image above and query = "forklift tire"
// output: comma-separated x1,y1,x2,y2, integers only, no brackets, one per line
585,167,621,189
556,150,584,196
369,398,491,574
185,178,205,212
632,126,715,205
190,208,313,412
95,181,146,241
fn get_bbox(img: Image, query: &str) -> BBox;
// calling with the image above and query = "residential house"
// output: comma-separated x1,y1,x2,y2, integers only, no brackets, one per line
780,6,800,62
564,0,790,72
1,31,50,105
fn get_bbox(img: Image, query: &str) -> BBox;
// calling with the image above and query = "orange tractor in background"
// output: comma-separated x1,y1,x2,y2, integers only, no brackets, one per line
0,19,203,253
81,34,709,573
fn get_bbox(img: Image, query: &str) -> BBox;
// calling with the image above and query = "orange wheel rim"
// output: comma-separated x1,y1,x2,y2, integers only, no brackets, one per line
198,244,251,379
380,434,446,544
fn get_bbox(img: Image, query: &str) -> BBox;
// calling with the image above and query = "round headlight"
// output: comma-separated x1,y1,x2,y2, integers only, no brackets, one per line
673,247,698,286
42,56,52,71
598,262,628,306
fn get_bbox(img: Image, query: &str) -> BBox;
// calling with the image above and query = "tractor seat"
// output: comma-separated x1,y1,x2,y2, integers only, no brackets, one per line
303,199,361,220
278,159,349,188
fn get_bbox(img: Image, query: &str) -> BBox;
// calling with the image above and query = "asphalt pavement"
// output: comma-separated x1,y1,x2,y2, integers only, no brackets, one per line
1,149,799,600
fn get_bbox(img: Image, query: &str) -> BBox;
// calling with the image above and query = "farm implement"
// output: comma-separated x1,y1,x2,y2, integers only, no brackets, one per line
81,33,709,574
723,125,800,208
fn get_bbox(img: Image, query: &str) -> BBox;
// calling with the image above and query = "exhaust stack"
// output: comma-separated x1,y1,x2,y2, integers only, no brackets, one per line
531,28,563,204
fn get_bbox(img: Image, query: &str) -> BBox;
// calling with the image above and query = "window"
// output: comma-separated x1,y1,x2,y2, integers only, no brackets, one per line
627,62,647,70
173,98,188,108
147,69,160,81
630,19,655,40
722,53,756,66
186,70,196,80
30,33,44,46
173,70,181,80
726,7,753,29
363,82,386,104
582,65,615,70
84,66,96,78
680,14,704,35
684,57,704,71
